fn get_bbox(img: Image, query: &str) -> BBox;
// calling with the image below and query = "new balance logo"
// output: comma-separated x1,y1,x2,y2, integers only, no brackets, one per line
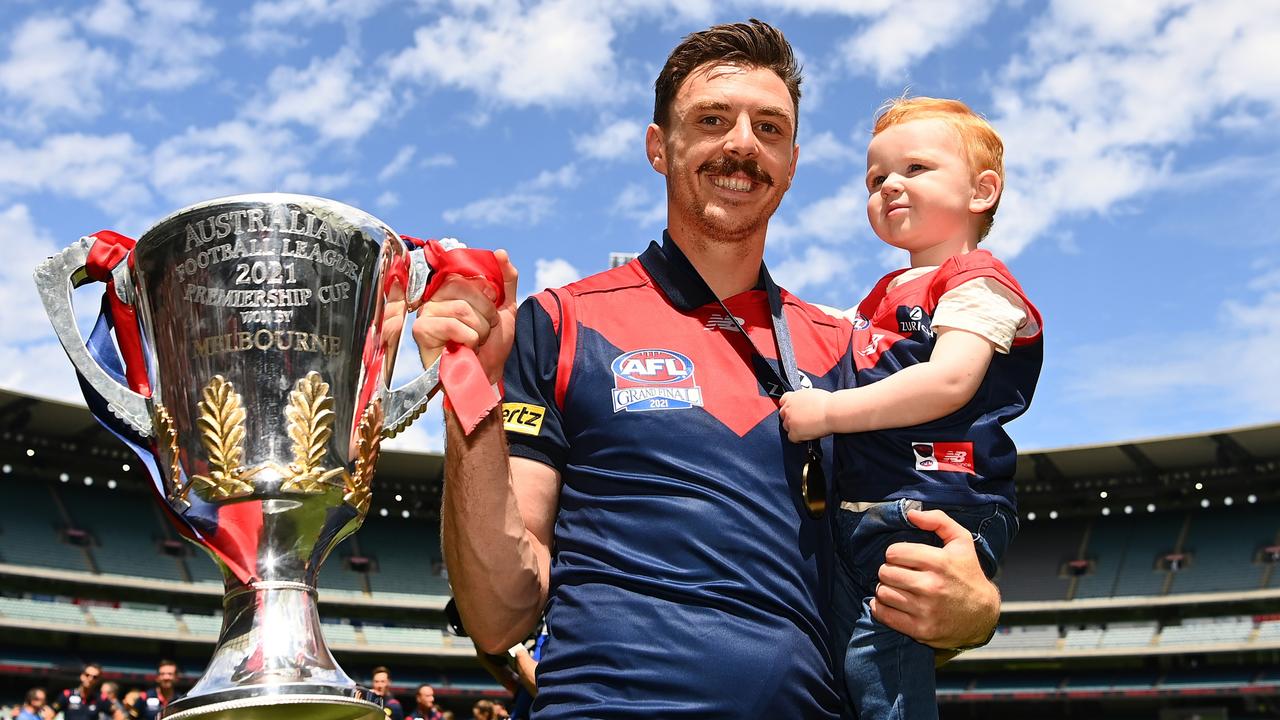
704,313,744,332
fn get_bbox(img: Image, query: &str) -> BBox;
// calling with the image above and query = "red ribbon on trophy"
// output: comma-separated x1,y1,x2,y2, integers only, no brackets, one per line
84,230,151,396
402,235,506,435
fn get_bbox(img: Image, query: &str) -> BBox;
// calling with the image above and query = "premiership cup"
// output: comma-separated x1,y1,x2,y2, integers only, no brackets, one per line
34,194,453,720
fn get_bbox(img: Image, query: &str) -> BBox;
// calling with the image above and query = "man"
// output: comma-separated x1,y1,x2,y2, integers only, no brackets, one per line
99,682,126,720
51,663,111,720
370,666,404,720
408,684,444,720
416,19,1001,718
124,659,178,720
16,687,52,720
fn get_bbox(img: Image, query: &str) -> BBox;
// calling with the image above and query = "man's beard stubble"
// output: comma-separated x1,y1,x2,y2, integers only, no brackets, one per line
678,155,784,245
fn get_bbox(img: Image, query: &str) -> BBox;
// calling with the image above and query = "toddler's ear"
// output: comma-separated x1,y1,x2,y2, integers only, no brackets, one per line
970,169,1002,213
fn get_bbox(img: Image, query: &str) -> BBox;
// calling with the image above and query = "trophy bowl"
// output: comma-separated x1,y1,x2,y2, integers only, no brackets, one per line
35,194,447,720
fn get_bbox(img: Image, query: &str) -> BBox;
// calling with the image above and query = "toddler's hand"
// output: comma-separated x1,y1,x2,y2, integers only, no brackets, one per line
779,388,833,442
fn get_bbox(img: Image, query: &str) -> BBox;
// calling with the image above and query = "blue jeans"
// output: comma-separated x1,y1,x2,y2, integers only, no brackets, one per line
830,499,1016,720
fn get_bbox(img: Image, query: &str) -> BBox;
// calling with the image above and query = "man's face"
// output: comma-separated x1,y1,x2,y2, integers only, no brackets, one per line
30,689,46,709
156,664,177,691
81,666,102,693
647,63,798,245
865,118,981,260
416,685,435,707
372,672,390,695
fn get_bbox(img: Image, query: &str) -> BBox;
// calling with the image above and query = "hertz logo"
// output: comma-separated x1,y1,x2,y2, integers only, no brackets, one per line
502,403,546,436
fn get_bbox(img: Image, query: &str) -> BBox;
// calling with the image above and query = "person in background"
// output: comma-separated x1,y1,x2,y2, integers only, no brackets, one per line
123,659,179,720
51,662,110,720
370,666,404,720
408,684,444,720
16,688,52,720
98,682,125,720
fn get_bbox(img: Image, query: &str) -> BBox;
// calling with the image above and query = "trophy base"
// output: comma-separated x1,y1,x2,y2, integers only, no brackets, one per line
163,684,384,720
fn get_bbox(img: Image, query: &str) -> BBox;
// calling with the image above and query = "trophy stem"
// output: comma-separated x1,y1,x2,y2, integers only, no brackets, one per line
165,581,382,720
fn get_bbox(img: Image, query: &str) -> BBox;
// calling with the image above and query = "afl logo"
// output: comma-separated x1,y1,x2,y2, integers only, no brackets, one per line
851,313,870,330
611,349,694,384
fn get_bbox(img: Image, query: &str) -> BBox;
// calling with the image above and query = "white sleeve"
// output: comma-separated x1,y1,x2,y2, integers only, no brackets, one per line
931,277,1034,354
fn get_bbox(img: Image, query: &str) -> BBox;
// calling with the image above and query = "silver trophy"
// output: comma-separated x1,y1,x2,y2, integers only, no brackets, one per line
35,194,449,720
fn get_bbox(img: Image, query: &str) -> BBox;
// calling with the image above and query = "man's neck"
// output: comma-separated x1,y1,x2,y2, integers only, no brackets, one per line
666,227,765,300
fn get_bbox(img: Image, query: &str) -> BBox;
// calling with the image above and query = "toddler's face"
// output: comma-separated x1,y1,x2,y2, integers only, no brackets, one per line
865,118,980,259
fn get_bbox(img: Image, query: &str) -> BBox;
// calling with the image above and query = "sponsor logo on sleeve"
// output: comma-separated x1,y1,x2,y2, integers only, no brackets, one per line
851,313,870,330
912,441,977,475
611,349,704,412
899,305,931,334
502,403,546,436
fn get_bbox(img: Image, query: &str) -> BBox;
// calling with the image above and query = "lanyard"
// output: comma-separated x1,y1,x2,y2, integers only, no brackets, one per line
694,263,828,518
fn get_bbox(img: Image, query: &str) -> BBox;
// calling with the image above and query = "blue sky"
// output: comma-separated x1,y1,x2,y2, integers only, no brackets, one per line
2,0,1278,454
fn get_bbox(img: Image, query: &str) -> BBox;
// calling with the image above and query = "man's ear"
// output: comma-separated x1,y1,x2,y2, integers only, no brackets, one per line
645,123,667,175
970,169,1001,213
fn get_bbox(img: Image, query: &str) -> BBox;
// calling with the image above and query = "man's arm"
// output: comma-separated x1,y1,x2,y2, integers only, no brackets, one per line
873,509,1000,654
442,411,559,654
780,328,995,441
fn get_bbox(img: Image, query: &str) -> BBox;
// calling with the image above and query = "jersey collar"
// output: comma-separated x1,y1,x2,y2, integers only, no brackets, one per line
639,230,766,311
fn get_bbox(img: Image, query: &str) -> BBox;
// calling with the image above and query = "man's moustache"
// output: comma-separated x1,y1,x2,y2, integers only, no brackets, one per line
697,158,774,186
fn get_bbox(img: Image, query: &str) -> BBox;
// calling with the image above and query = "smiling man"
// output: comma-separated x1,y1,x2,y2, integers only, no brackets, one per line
418,19,1001,718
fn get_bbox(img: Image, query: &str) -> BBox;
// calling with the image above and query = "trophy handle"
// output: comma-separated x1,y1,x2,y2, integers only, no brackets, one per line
34,236,153,437
381,246,441,438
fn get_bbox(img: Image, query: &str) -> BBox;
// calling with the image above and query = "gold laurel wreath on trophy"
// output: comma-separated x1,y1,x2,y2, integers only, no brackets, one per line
190,375,259,500
157,372,382,513
345,399,382,515
280,372,347,493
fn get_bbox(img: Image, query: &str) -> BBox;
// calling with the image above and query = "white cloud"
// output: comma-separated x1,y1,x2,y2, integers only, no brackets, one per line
830,0,998,84
611,183,666,228
574,118,645,161
388,0,628,108
533,257,582,294
243,0,388,52
797,130,861,167
376,190,400,209
0,16,118,126
260,49,395,142
775,179,868,245
83,0,222,91
768,244,855,296
984,0,1280,258
442,163,578,227
442,193,555,227
0,133,151,214
421,153,457,168
150,120,349,207
378,146,418,183
1061,261,1280,434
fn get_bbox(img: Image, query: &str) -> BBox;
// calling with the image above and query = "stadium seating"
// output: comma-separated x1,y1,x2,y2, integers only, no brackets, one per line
1158,616,1255,646
1099,621,1157,648
87,604,181,634
0,476,92,572
0,596,89,628
981,624,1060,653
995,517,1084,601
1074,512,1184,599
57,482,186,581
1169,505,1276,594
180,612,223,638
1062,625,1105,650
356,517,450,597
361,624,450,649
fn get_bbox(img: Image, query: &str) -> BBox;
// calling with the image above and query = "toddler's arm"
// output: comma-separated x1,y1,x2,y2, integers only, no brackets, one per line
779,328,995,441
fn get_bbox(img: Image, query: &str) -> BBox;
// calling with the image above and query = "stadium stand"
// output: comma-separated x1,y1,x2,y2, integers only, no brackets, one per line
2,387,1278,718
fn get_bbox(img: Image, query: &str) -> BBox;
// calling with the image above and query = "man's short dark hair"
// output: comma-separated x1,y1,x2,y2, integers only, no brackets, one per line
371,666,390,677
157,659,177,671
653,18,802,136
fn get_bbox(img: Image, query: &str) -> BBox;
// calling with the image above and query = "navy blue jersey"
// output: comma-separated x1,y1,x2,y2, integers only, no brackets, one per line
838,250,1043,510
53,688,110,720
503,235,853,719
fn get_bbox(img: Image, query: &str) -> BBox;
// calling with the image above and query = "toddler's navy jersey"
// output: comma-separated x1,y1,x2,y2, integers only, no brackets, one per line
839,250,1043,509
503,235,853,719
